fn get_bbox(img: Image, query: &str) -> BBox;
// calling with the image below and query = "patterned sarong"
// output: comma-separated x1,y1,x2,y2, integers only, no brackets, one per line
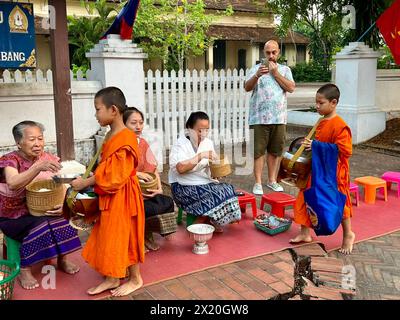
171,182,241,227
0,216,81,267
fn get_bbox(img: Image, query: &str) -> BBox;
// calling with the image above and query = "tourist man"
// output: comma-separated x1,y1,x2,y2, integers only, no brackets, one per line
245,40,295,195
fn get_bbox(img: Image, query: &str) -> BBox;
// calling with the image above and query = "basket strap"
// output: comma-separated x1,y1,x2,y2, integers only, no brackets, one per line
287,117,324,169
67,145,103,202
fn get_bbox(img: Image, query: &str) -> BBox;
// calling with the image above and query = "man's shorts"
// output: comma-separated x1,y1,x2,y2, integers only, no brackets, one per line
250,124,286,159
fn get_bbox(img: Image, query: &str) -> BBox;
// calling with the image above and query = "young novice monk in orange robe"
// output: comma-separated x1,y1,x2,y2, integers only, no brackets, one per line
290,83,355,254
71,87,145,296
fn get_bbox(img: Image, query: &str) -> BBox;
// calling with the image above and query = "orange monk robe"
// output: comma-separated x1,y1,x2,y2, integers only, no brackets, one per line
82,128,145,278
294,116,353,228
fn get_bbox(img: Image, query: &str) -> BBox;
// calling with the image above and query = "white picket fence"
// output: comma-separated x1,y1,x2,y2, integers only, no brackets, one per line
0,69,95,83
1,67,253,150
145,68,252,150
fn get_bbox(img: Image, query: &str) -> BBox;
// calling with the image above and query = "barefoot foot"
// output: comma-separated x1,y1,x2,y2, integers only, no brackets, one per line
339,231,355,255
145,237,160,251
58,258,80,275
18,268,40,290
111,276,143,297
289,234,313,244
87,277,120,295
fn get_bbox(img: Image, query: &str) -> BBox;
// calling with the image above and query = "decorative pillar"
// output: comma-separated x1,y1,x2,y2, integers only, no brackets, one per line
334,42,385,144
86,34,148,110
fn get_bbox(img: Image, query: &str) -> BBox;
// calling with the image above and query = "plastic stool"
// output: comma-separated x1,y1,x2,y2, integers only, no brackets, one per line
259,192,296,218
236,189,257,218
381,172,400,198
177,208,196,227
354,176,387,204
2,236,21,264
349,182,360,207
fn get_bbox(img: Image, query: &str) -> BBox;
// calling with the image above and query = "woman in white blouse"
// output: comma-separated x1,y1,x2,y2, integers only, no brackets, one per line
168,112,241,232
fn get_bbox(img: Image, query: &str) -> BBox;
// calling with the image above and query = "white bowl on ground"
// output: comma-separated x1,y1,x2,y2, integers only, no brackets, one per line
186,223,215,254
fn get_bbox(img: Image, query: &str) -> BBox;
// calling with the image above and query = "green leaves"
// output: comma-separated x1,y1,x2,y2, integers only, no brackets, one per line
68,0,117,69
267,0,350,70
291,62,331,82
133,0,226,70
68,0,231,71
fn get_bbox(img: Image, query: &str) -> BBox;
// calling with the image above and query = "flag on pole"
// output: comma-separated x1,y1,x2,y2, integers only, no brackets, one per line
102,0,140,40
376,0,400,65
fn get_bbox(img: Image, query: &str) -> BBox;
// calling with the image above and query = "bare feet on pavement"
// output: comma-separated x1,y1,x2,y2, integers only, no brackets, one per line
87,277,120,295
339,231,355,255
18,267,40,290
111,275,143,297
58,258,80,274
289,234,313,244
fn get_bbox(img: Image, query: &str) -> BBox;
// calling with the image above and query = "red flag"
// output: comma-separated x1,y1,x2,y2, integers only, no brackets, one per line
377,0,400,65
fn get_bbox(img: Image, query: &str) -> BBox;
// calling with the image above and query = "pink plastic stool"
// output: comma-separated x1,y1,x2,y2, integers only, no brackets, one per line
260,192,296,218
381,172,400,198
349,182,360,207
236,189,257,218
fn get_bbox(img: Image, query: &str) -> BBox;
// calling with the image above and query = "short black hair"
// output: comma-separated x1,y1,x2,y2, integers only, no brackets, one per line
95,86,127,113
123,107,144,124
185,111,209,129
317,83,340,102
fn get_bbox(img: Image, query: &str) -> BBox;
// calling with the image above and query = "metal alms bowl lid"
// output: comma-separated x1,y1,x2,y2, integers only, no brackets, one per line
283,152,310,164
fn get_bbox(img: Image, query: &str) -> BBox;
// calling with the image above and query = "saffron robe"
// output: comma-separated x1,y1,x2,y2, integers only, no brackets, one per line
82,128,145,278
294,115,352,228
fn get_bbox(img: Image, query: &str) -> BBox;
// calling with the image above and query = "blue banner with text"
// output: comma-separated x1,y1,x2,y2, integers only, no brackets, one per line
0,2,36,69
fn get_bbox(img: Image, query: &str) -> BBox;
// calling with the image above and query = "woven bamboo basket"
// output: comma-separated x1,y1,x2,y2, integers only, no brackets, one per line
139,173,158,195
210,155,232,178
145,212,177,236
26,179,66,216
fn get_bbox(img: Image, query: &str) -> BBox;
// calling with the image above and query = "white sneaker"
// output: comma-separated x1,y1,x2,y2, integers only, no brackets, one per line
266,182,284,192
252,183,264,195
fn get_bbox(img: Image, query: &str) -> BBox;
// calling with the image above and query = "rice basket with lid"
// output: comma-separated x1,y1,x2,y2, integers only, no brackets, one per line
209,155,232,178
26,179,66,216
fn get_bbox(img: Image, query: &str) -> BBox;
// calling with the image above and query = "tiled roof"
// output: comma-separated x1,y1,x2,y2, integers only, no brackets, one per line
208,25,310,44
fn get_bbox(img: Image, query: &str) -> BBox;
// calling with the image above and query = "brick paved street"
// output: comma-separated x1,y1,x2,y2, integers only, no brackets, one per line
107,141,400,301
108,232,400,301
1,139,399,300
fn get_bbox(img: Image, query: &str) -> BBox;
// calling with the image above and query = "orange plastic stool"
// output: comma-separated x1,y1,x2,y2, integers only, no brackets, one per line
259,192,296,218
354,176,387,204
236,189,257,218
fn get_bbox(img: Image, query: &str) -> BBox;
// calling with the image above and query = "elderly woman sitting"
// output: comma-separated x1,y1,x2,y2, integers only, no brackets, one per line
0,121,81,290
168,112,241,232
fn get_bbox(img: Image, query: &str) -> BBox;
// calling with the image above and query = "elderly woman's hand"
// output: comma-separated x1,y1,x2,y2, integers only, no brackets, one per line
46,204,63,216
71,176,88,191
33,159,62,173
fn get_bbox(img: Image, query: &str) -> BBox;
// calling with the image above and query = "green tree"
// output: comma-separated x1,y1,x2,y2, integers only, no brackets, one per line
349,0,394,50
68,0,120,69
133,0,233,70
267,0,349,69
